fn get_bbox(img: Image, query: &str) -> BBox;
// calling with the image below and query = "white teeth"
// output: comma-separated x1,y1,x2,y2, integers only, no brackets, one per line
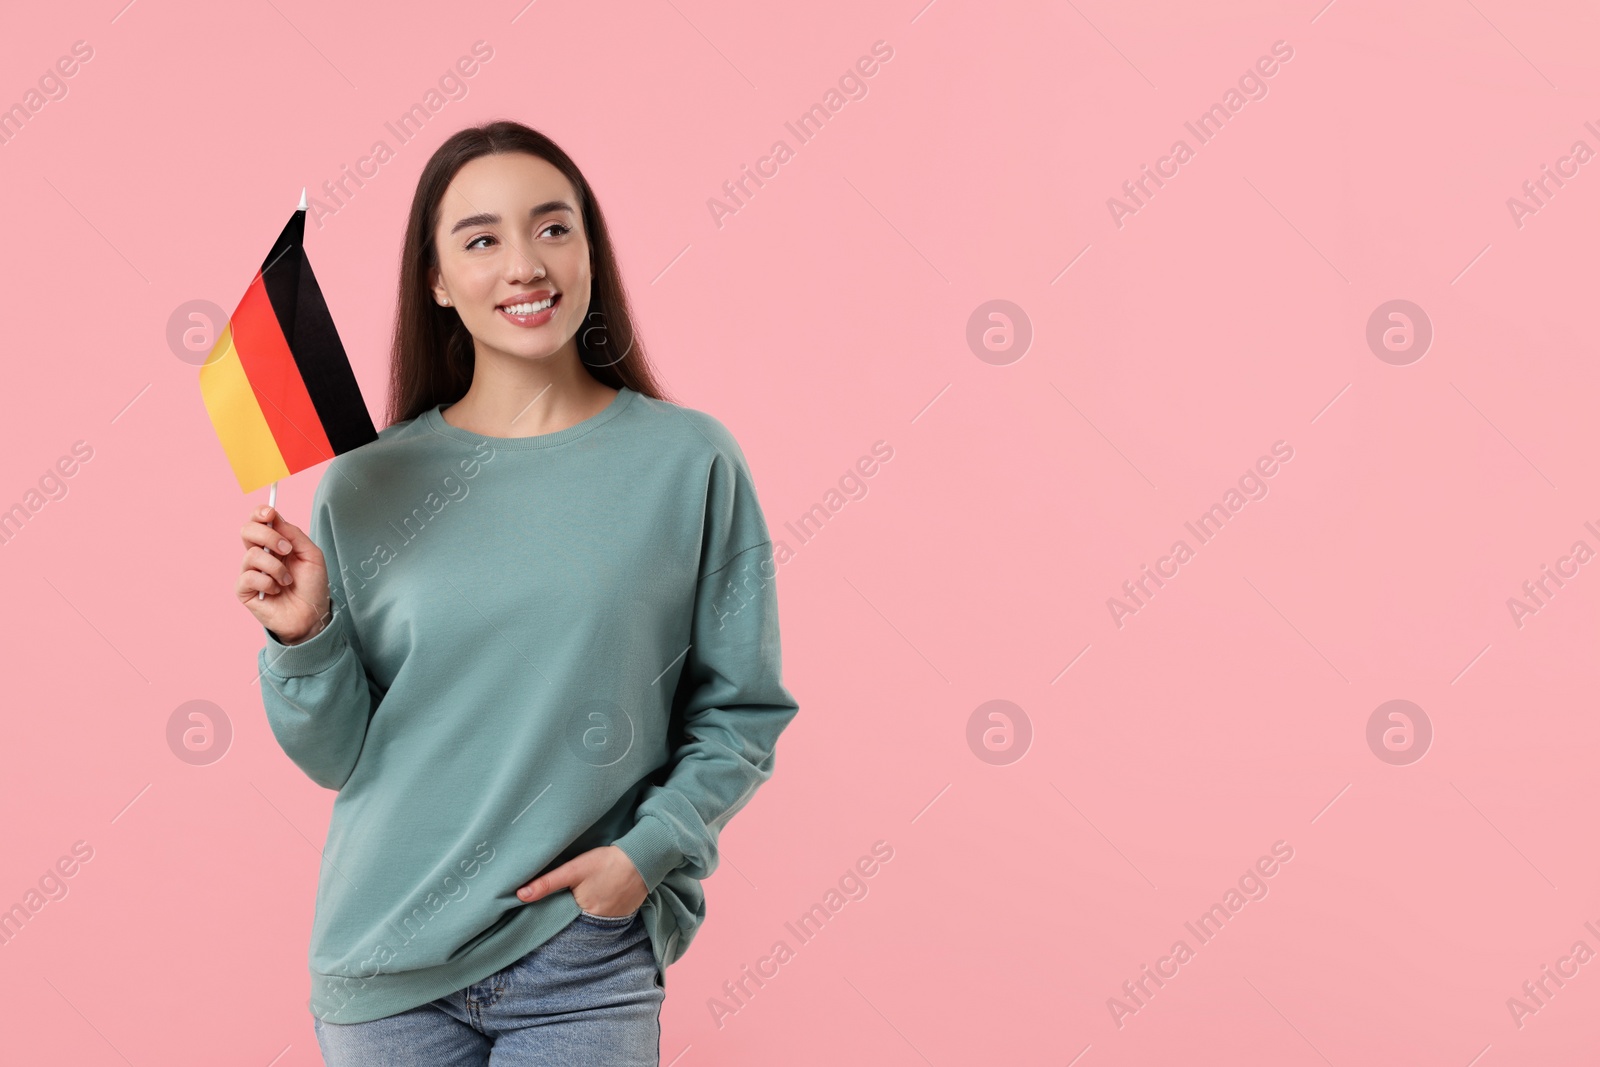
501,297,555,315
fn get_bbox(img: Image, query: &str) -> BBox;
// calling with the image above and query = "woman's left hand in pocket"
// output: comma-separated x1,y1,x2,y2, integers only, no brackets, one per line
516,845,647,917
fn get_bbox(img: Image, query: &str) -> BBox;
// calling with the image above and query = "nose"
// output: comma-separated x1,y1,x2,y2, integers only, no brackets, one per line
503,235,545,282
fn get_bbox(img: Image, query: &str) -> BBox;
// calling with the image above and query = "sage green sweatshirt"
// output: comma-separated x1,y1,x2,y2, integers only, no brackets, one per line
256,385,799,1024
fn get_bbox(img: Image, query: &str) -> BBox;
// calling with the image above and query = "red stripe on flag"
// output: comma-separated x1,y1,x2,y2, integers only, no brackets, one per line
231,273,335,471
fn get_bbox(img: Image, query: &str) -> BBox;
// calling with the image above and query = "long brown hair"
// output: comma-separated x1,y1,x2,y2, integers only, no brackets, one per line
385,121,673,427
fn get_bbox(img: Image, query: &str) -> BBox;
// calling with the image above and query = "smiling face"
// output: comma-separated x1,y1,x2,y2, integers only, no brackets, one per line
429,151,592,366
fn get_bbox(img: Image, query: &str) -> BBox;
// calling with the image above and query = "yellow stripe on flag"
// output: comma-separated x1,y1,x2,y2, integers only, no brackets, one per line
199,321,292,493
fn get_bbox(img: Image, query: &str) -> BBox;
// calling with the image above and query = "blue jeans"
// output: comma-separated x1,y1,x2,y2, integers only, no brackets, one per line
313,909,663,1066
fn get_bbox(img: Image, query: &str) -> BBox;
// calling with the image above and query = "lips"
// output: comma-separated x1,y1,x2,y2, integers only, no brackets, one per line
496,291,561,327
497,289,558,309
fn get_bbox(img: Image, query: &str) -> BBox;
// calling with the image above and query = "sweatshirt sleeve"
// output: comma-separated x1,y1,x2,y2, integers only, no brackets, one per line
611,425,800,892
256,470,384,791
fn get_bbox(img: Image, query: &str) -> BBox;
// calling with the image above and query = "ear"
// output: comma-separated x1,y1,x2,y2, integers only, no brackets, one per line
428,268,449,307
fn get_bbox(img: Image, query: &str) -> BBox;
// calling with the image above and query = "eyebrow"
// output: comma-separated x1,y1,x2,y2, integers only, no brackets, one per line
448,200,575,235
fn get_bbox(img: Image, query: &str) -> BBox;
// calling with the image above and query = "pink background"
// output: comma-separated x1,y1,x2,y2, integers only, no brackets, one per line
3,0,1598,1062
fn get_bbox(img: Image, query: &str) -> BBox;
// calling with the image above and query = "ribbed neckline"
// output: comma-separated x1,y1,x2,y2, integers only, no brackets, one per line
421,386,636,450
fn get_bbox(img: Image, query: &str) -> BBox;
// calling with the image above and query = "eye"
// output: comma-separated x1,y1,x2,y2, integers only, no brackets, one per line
465,222,569,250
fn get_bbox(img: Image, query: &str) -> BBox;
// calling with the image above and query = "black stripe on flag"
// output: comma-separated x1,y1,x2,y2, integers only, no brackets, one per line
260,208,378,456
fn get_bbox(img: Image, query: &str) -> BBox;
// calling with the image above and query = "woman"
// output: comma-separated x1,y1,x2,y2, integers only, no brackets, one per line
235,120,799,1065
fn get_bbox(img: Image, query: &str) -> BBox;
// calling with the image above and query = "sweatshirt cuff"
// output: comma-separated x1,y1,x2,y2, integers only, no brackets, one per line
612,814,685,892
261,605,349,679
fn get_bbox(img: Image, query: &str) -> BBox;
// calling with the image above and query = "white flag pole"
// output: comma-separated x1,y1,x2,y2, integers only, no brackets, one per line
257,478,279,601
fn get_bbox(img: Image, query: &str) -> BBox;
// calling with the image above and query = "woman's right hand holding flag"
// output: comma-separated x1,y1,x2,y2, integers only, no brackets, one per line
238,505,331,645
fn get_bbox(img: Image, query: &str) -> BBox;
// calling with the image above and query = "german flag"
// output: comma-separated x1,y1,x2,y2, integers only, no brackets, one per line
199,192,376,493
